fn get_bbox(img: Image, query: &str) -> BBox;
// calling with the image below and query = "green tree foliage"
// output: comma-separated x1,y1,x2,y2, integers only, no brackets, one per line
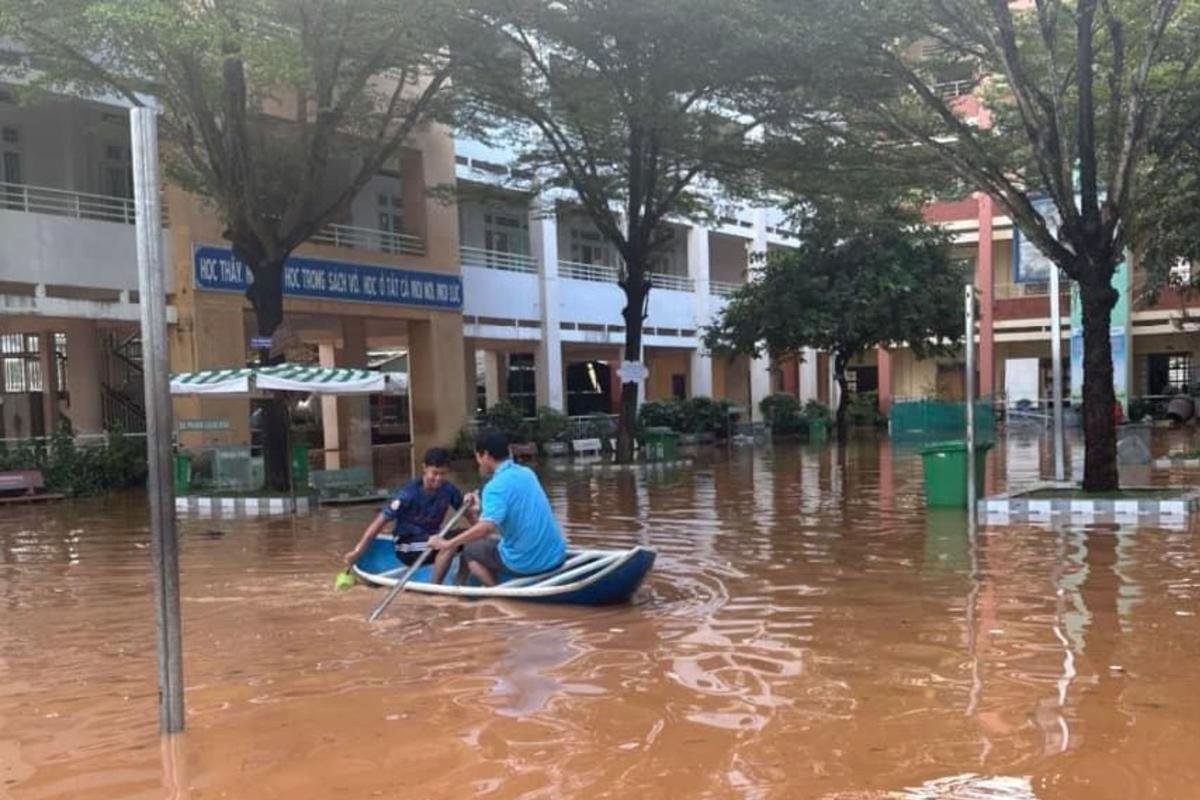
457,0,781,463
0,0,464,488
759,0,1200,488
705,209,965,438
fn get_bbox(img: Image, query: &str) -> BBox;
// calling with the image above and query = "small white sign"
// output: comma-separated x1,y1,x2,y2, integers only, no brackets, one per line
617,360,648,384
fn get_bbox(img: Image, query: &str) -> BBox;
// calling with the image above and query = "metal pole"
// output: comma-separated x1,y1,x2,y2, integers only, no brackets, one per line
131,107,185,734
965,284,977,518
1049,266,1066,481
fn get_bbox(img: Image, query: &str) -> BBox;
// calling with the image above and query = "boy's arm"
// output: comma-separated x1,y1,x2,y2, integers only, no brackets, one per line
343,512,391,568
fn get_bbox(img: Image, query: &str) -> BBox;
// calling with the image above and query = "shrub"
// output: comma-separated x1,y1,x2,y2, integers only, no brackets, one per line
532,406,570,445
679,397,733,436
759,393,805,435
848,391,885,426
802,400,832,424
450,426,476,459
582,412,616,440
638,399,683,431
480,399,531,442
0,426,147,496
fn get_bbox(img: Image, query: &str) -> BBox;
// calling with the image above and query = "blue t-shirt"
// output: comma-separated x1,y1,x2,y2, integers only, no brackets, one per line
480,460,567,574
382,478,463,545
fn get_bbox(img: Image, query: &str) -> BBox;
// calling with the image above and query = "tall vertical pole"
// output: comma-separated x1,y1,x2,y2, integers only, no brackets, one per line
1049,266,1066,481
131,107,185,734
965,284,977,518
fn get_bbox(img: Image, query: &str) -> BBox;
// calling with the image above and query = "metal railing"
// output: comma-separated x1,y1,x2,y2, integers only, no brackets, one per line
650,272,695,292
560,260,620,283
993,281,1071,301
460,246,537,274
710,280,742,298
310,222,425,256
0,180,147,224
936,79,976,99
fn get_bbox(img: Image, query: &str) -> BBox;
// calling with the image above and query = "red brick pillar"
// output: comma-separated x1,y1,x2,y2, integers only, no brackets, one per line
976,193,996,398
876,347,893,414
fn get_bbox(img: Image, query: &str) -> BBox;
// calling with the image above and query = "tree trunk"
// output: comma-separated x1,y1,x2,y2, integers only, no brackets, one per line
833,351,850,443
242,248,291,491
616,271,649,464
1078,275,1120,492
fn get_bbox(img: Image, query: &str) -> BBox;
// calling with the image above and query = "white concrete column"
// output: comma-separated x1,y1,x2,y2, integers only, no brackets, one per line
64,320,103,435
798,348,819,402
318,342,343,470
531,200,565,410
688,225,714,397
748,210,772,418
829,354,842,410
483,349,502,408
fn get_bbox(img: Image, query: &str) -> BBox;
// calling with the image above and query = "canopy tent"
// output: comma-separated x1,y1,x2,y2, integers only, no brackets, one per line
170,363,407,396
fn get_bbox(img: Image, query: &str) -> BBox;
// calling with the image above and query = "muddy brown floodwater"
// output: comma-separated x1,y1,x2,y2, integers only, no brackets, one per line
3,433,1200,799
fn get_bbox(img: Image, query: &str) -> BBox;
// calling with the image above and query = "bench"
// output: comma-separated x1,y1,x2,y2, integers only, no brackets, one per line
571,438,603,457
309,467,388,506
0,470,64,504
510,443,538,463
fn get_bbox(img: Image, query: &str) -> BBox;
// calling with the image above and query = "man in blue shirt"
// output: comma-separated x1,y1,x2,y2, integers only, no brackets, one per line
428,430,567,586
343,447,464,569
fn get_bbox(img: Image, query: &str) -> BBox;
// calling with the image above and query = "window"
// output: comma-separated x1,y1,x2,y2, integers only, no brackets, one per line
377,190,404,252
2,333,41,392
1148,352,1192,395
483,212,529,255
505,353,537,416
101,143,132,199
1,126,18,144
2,125,22,210
570,227,608,265
845,366,878,395
671,374,687,400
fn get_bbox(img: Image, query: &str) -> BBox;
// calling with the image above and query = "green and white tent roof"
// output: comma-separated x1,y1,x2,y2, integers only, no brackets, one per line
170,364,405,396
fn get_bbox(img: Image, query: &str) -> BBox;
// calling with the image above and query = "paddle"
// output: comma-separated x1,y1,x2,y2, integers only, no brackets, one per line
366,502,470,622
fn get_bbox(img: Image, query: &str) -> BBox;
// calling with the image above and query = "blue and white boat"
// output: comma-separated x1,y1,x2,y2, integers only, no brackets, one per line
352,535,656,605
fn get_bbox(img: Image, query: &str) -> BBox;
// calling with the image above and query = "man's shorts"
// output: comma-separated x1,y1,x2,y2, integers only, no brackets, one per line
461,535,508,575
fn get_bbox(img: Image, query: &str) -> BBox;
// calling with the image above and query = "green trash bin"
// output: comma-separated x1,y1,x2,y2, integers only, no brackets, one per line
172,453,192,495
919,440,991,507
290,441,310,487
807,418,829,443
643,427,679,462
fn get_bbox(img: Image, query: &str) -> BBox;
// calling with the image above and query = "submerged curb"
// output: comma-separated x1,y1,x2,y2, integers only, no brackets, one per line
175,494,315,517
978,483,1200,528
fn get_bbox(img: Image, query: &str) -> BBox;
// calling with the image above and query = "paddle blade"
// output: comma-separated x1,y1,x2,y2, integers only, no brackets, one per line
334,570,356,590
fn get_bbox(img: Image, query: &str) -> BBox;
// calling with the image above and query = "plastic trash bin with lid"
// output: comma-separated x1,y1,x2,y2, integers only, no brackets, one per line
172,453,192,495
919,440,992,507
290,441,311,486
642,427,679,462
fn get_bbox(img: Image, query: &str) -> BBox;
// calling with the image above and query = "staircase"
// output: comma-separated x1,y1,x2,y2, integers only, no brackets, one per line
101,331,146,433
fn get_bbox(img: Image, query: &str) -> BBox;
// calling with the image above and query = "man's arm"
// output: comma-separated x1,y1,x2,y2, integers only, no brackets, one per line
343,512,391,568
428,518,495,550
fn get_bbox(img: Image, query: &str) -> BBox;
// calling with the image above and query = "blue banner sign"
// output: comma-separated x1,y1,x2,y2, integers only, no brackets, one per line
194,245,462,310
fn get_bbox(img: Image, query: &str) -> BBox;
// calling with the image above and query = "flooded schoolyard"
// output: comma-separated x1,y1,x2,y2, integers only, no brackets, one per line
2,432,1199,799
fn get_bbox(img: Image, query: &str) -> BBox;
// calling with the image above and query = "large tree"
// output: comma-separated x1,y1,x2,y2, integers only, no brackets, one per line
761,0,1200,490
0,0,463,487
457,0,777,462
704,207,966,440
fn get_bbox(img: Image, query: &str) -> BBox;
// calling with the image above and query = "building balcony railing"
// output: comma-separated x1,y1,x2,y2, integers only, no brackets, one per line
560,260,620,283
310,222,425,257
993,281,1071,301
460,245,537,274
649,272,695,292
710,280,742,298
936,79,976,99
0,180,158,224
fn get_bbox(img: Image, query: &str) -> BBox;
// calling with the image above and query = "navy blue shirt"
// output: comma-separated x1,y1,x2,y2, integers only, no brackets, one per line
382,478,463,545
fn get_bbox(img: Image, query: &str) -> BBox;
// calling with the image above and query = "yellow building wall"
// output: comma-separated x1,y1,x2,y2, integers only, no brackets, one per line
646,351,690,400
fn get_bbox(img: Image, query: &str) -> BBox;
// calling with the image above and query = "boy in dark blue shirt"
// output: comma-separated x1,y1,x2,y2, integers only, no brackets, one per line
343,447,465,568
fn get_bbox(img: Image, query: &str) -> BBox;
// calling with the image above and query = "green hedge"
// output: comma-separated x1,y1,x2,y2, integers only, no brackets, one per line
0,428,148,496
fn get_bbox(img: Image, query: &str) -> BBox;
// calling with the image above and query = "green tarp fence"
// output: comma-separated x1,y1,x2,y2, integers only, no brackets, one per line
889,398,996,442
